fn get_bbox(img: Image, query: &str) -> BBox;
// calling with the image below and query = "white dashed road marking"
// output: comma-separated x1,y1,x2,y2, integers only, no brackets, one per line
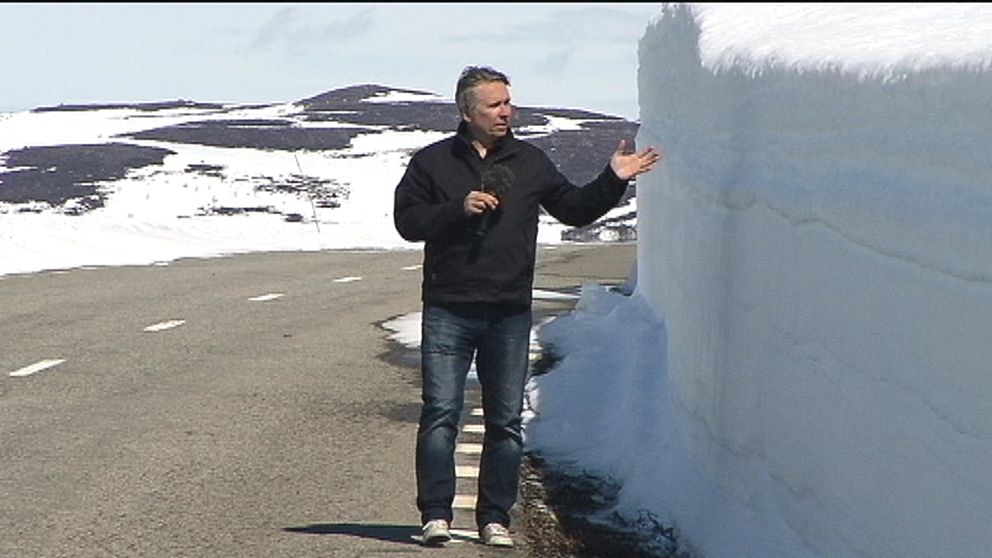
455,465,480,479
143,320,186,332
9,359,66,378
248,293,284,302
449,528,480,541
412,528,478,545
453,494,477,510
456,443,483,455
532,288,580,300
333,276,363,283
402,264,422,271
451,406,488,513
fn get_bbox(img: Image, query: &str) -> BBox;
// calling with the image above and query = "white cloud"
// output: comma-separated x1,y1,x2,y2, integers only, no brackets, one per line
249,6,376,50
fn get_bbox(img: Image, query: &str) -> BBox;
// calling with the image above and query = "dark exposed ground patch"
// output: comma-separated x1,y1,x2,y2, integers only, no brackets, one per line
302,100,461,132
125,121,376,151
562,208,638,242
32,99,229,112
519,454,686,558
299,84,432,106
185,163,224,177
528,121,642,184
254,173,347,208
298,84,639,183
0,142,175,210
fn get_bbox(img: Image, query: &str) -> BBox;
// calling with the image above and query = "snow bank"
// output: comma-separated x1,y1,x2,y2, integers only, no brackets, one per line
529,4,992,558
637,4,992,557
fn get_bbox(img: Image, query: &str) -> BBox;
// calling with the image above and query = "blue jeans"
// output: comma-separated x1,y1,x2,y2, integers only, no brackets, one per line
416,302,533,528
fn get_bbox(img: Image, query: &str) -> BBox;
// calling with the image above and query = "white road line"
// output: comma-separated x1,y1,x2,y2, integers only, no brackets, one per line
248,293,284,302
412,529,475,545
333,276,363,283
532,288,580,300
456,443,483,455
449,528,480,541
453,494,477,510
143,320,186,332
470,408,484,417
456,465,480,479
9,359,66,378
463,424,485,434
401,264,422,271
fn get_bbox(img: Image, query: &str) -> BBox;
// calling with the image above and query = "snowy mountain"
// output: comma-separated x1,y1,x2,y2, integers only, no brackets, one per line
0,85,640,276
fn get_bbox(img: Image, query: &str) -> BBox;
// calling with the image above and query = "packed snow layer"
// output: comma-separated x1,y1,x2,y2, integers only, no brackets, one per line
688,3,992,77
538,4,992,558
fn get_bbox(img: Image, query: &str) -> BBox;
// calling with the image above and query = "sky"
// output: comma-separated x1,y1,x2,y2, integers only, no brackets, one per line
0,2,662,119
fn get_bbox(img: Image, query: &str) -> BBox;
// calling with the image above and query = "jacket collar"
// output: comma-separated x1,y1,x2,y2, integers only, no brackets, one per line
455,121,518,161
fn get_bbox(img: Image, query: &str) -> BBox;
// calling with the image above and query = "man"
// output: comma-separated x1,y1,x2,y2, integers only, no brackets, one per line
393,66,662,548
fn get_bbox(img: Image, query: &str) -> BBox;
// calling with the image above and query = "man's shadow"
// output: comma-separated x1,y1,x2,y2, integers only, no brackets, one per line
283,523,421,545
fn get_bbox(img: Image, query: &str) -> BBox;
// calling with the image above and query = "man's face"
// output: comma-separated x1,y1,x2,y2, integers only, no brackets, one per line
463,81,513,145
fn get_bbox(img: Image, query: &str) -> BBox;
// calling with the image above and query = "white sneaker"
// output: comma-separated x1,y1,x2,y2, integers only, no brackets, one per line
479,522,514,548
421,519,452,546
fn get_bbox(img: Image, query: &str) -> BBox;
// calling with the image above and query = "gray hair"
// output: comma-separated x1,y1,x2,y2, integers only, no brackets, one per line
455,66,510,116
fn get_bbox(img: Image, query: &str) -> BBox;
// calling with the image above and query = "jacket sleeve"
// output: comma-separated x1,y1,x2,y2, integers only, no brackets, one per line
393,153,466,242
539,159,630,227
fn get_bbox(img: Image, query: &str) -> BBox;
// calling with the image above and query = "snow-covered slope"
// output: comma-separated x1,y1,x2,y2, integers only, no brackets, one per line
0,85,638,277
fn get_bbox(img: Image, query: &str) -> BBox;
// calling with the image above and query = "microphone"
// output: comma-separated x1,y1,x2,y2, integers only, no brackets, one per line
475,164,514,237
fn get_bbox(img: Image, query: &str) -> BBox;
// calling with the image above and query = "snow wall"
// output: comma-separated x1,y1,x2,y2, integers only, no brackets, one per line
635,4,992,558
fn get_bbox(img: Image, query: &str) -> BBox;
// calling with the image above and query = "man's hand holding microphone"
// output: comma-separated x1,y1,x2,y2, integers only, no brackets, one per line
464,190,499,216
464,165,514,238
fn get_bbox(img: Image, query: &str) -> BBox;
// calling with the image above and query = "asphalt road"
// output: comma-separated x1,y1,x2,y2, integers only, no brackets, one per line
0,243,636,558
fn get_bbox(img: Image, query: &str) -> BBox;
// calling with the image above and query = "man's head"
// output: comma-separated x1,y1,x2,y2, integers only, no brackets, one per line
456,66,513,147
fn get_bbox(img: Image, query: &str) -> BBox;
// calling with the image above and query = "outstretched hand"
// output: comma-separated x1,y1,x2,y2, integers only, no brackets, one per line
609,139,664,180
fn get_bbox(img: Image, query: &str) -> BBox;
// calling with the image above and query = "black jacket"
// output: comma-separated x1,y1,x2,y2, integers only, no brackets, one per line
394,122,630,306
